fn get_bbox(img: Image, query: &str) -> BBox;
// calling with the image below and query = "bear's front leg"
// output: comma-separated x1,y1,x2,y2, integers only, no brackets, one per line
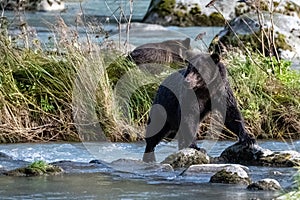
224,86,256,146
177,87,210,150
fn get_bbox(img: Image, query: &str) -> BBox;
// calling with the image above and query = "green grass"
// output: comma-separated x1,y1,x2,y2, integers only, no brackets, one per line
0,14,300,143
28,160,50,172
226,53,300,140
0,19,161,142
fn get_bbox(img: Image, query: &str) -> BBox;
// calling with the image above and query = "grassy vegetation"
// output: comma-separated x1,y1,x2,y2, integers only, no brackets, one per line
0,9,300,143
0,15,165,142
226,52,300,140
28,160,52,173
0,15,146,142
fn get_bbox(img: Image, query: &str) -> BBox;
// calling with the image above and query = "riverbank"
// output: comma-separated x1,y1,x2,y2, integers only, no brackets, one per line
0,18,299,143
1,0,300,143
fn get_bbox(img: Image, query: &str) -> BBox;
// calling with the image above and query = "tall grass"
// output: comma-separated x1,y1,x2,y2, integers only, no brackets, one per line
226,52,300,140
0,27,78,142
0,12,148,142
0,1,300,143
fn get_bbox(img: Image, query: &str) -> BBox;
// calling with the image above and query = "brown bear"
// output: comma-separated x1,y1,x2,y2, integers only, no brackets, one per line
128,38,256,163
142,52,256,162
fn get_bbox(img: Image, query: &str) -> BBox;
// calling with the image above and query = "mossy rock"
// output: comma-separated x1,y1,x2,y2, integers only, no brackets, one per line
143,1,226,26
161,148,209,168
210,168,251,185
247,178,282,191
209,12,225,26
259,151,300,167
154,0,176,16
209,13,295,58
5,161,63,176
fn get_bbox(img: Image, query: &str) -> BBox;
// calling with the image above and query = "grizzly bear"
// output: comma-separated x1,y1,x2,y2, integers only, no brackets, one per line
143,54,256,162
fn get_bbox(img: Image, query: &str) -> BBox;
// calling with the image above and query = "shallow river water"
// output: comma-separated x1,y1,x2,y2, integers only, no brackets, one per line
1,1,300,199
0,140,299,199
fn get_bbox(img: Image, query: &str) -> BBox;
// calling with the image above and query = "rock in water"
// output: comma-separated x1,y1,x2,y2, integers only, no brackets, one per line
1,0,65,11
209,165,251,185
161,148,209,168
4,162,63,176
143,0,300,26
247,178,282,191
183,163,249,175
219,142,300,167
219,142,272,165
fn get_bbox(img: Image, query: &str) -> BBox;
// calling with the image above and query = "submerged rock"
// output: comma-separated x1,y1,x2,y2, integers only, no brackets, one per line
0,152,30,172
111,158,174,173
183,163,249,175
161,148,209,168
52,160,113,174
0,152,12,159
247,178,282,191
209,165,251,185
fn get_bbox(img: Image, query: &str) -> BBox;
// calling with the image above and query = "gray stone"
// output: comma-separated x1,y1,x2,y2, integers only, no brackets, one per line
219,142,300,167
161,148,209,168
247,178,282,191
183,163,249,175
209,165,251,185
209,12,300,67
259,150,300,167
143,0,300,27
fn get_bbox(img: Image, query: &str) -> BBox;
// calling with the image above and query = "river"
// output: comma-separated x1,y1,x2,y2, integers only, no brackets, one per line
1,0,299,199
0,140,299,199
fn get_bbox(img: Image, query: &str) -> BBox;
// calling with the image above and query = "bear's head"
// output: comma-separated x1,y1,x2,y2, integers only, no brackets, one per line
184,53,226,90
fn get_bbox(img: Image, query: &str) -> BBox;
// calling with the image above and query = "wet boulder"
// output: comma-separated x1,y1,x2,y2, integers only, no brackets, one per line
259,150,300,167
183,163,249,176
209,165,251,185
219,142,273,165
219,142,300,167
161,148,209,168
247,178,282,191
4,161,63,176
209,12,300,66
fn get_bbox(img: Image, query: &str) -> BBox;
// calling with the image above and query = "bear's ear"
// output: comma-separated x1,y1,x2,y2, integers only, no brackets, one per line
210,53,220,64
183,38,191,49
